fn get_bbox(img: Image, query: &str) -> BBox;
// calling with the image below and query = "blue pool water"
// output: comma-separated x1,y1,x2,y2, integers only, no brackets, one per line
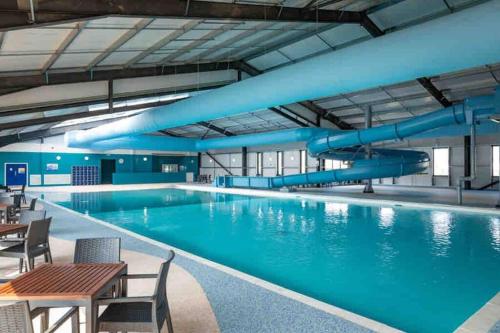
44,188,500,333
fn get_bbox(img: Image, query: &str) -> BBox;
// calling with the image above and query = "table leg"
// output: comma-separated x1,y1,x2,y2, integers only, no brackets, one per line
71,308,80,333
85,302,96,333
40,309,49,332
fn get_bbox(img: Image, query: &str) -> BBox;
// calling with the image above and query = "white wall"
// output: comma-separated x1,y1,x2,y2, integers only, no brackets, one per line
199,133,500,189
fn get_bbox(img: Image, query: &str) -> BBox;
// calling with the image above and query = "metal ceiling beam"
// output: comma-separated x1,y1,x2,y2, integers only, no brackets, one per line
0,1,364,31
236,61,354,130
360,11,384,37
268,107,310,128
197,121,235,136
0,61,238,90
416,77,453,107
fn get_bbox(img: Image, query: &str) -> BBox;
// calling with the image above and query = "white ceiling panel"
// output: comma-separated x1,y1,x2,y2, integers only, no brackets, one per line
51,52,101,68
0,55,50,71
66,29,129,52
86,17,144,29
2,28,71,53
247,51,290,70
99,51,143,66
318,24,370,48
148,19,196,29
118,30,177,51
279,35,330,60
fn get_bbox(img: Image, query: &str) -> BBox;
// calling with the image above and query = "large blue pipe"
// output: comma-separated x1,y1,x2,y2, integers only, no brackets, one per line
65,1,500,147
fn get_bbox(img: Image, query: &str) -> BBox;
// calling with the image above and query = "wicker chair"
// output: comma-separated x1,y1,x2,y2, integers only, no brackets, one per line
73,237,121,264
0,217,52,273
0,210,46,249
0,301,79,333
96,250,175,333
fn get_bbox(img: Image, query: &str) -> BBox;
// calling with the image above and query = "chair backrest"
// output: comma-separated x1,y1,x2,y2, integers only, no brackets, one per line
0,302,34,333
29,198,37,211
12,195,22,209
74,237,121,264
25,218,51,251
19,210,46,225
20,184,26,194
0,197,12,204
153,250,175,330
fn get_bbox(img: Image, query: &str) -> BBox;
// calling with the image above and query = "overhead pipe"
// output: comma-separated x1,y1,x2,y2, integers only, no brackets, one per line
66,1,500,147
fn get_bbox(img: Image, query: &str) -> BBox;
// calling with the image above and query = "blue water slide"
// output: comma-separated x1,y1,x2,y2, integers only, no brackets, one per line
65,1,500,148
216,95,498,189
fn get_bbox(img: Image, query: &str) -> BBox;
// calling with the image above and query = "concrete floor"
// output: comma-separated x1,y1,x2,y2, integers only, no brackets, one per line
0,237,220,333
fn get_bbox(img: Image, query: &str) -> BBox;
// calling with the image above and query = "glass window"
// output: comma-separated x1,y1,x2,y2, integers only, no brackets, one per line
162,164,179,173
277,151,283,175
433,148,449,176
300,150,307,174
324,160,348,170
257,152,263,176
493,145,499,177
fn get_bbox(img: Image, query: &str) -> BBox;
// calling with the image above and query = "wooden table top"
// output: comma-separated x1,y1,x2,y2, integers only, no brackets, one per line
0,224,28,237
0,203,10,209
0,263,127,300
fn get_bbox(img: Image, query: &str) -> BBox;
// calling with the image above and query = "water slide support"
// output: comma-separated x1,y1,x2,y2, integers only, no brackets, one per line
363,106,374,193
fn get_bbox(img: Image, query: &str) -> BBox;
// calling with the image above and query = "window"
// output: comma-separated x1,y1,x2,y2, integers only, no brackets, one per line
493,145,499,177
433,148,449,176
256,152,263,176
300,150,307,174
324,160,349,170
277,151,283,176
162,164,179,173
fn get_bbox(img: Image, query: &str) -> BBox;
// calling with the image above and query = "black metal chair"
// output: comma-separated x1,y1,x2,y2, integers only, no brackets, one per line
96,250,175,333
0,210,46,249
73,237,121,264
0,217,52,272
0,301,79,333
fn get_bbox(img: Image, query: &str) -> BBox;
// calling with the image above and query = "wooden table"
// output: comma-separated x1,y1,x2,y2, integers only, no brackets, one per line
0,263,127,333
0,224,28,237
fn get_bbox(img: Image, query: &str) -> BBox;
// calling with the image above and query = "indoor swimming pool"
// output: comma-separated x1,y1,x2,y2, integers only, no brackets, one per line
43,188,500,333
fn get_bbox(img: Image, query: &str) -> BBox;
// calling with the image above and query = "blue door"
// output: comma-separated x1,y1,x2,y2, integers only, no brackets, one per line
5,163,28,186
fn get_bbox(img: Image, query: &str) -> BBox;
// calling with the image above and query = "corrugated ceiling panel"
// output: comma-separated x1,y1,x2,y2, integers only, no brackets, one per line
66,29,128,52
86,17,144,29
279,35,330,60
148,18,197,29
0,55,50,71
98,51,143,66
318,24,370,48
247,51,289,70
51,52,101,68
2,28,71,53
369,0,448,30
118,30,177,51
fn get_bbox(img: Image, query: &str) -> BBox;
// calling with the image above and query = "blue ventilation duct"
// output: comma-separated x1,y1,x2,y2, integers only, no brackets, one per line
72,92,498,189
65,0,500,147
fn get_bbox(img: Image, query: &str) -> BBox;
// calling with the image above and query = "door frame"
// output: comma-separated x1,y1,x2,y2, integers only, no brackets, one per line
4,162,29,186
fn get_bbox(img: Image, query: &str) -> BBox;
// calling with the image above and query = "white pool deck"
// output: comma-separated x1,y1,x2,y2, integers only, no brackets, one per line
23,182,500,332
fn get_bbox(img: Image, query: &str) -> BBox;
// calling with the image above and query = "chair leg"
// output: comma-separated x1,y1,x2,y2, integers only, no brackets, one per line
46,247,53,264
28,256,34,271
71,308,80,333
19,258,24,273
165,303,174,333
40,309,49,332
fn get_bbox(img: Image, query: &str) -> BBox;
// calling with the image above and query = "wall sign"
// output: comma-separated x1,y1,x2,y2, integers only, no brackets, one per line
46,163,59,171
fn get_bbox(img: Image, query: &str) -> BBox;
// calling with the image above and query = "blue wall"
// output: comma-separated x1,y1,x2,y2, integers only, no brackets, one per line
0,151,198,186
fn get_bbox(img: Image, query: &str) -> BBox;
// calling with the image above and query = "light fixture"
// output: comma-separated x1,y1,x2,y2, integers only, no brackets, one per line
269,157,273,161
84,156,89,161
118,158,124,164
490,114,500,123
209,159,213,163
290,156,295,161
143,157,148,161
56,156,61,161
